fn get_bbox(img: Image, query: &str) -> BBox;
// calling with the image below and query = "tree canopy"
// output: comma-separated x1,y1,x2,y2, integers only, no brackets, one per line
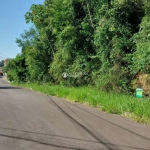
5,0,150,93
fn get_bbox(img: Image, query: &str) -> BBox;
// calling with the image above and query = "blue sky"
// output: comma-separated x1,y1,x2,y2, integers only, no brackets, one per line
0,0,44,61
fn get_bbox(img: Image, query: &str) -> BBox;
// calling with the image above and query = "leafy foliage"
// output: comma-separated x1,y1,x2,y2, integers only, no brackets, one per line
5,0,150,94
6,54,27,82
131,2,150,74
94,0,145,92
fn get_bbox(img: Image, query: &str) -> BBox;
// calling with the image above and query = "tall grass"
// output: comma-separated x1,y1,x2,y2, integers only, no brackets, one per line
13,82,150,124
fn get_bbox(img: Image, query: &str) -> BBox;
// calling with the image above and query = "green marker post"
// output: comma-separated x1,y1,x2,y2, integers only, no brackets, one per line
136,88,143,98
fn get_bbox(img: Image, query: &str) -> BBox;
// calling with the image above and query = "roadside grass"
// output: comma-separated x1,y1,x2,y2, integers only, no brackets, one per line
12,82,150,124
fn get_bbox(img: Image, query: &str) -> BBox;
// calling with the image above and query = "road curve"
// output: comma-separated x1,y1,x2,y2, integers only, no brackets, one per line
0,77,150,150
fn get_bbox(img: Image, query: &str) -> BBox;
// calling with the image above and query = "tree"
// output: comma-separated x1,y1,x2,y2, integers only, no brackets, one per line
6,54,27,82
131,1,150,74
7,0,150,94
0,60,4,67
93,0,144,91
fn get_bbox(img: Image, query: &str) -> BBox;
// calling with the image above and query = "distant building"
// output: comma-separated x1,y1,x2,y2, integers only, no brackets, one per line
4,58,11,66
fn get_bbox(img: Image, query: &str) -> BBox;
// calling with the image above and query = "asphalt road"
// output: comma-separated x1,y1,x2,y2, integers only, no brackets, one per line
0,77,150,150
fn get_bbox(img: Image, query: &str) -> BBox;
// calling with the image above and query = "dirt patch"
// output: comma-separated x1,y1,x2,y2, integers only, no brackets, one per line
132,73,150,96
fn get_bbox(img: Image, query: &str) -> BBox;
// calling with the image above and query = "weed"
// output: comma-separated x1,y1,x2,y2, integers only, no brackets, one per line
12,82,150,124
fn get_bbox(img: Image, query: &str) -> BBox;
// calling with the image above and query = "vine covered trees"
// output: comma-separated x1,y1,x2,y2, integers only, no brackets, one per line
5,0,150,93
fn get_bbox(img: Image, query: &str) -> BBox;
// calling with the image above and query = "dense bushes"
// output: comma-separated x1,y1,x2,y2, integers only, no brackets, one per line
4,0,150,94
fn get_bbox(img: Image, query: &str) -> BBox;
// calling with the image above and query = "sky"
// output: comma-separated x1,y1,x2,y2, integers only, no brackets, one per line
0,0,44,61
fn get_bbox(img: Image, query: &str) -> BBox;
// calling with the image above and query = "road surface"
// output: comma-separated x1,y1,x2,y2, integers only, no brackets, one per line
0,77,150,150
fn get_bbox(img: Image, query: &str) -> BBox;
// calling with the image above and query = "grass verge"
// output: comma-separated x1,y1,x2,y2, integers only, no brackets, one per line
12,82,150,124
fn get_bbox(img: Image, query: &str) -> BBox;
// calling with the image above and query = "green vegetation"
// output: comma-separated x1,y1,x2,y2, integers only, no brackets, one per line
3,0,150,123
4,0,150,92
12,82,150,124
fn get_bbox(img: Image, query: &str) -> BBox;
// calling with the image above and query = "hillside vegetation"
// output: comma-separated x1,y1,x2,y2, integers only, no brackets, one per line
4,0,150,94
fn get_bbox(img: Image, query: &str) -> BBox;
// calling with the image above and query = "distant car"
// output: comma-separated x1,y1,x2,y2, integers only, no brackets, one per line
0,72,3,76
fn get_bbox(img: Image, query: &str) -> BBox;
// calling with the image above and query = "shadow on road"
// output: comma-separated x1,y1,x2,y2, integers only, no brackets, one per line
66,101,150,142
0,86,22,90
48,96,121,150
0,131,81,150
0,127,147,150
46,96,150,150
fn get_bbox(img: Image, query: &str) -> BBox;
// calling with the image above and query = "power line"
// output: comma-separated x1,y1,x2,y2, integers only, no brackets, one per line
0,55,5,60
0,52,7,59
